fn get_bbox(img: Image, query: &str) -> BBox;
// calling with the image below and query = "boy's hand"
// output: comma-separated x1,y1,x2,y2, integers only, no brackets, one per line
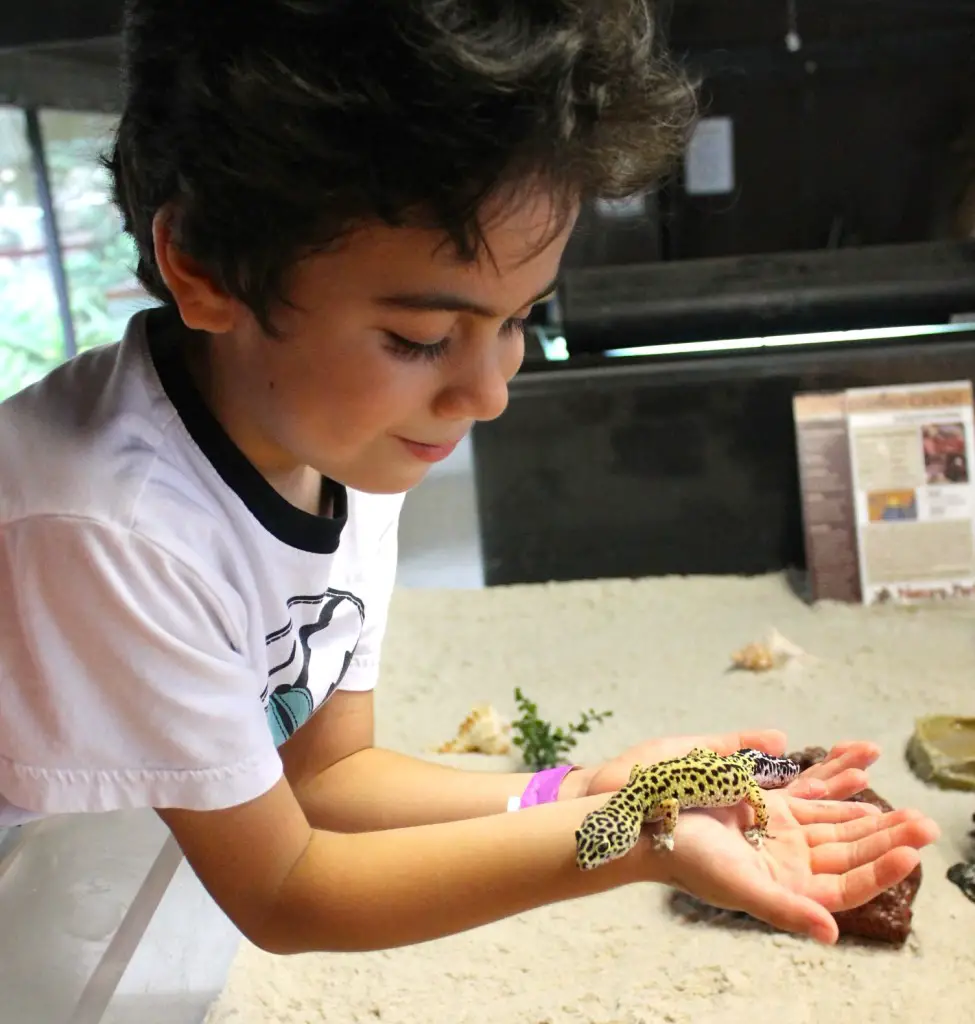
571,733,881,804
635,784,939,944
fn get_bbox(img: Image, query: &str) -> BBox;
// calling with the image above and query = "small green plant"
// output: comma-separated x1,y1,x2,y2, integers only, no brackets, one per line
511,686,613,771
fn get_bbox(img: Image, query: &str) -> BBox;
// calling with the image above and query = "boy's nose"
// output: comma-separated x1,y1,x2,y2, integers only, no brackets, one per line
434,351,513,424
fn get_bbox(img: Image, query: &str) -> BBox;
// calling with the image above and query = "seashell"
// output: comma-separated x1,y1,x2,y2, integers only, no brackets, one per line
729,628,810,673
436,703,513,756
730,642,782,673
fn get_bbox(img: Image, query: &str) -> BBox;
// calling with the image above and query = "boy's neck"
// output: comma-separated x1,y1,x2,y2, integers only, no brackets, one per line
172,316,334,519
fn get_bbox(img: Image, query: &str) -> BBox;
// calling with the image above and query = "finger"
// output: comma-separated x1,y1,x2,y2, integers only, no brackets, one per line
810,817,941,874
789,749,876,800
807,847,923,913
803,742,881,779
831,740,882,768
803,808,925,847
735,877,839,945
828,739,881,763
808,769,871,803
789,798,881,826
788,768,870,801
798,747,870,781
792,778,829,800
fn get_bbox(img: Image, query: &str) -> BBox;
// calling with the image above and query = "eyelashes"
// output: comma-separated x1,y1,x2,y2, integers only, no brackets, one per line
385,316,528,362
384,333,449,362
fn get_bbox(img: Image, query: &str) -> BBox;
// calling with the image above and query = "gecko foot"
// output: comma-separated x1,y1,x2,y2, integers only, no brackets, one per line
652,831,676,852
744,827,771,848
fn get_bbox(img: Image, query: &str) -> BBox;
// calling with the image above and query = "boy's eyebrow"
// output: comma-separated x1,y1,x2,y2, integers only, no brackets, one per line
375,277,559,317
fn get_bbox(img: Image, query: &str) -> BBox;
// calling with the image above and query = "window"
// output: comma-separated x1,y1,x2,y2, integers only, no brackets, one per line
0,107,156,402
39,110,155,352
0,106,64,399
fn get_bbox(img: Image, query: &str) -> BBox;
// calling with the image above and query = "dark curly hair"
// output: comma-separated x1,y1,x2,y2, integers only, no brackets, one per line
105,0,698,332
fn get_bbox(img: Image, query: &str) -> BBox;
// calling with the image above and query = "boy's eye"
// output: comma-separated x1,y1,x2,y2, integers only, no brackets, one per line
384,333,450,362
384,316,528,362
502,316,529,336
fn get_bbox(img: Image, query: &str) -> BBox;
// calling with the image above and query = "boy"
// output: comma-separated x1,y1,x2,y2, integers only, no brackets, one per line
0,0,937,955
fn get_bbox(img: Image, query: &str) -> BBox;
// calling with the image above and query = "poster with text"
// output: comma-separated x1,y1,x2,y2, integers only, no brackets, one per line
844,380,975,605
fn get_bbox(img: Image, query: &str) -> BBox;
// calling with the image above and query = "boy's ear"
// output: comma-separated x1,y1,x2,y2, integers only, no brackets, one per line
151,209,237,334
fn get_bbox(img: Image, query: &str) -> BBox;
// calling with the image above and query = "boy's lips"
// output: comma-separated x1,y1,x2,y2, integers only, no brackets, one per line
396,435,464,463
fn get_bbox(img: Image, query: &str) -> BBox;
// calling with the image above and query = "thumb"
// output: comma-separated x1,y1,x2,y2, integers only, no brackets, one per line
736,729,788,756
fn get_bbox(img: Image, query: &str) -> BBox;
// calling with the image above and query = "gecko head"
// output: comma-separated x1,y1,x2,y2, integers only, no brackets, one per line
575,807,643,871
736,748,801,788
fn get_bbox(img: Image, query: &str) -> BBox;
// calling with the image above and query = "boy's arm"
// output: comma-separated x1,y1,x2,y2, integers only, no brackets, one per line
279,691,590,832
156,776,645,955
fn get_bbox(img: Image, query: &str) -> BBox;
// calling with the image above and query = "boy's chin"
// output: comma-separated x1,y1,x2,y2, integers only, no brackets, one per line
332,460,433,496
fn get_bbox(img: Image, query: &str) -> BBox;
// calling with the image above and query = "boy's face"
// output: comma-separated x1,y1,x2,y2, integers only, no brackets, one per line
161,190,574,497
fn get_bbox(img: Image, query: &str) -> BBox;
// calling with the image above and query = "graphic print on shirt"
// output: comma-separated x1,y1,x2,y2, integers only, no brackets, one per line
264,588,365,746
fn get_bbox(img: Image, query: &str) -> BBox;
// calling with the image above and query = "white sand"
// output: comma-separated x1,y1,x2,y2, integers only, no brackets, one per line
205,573,975,1024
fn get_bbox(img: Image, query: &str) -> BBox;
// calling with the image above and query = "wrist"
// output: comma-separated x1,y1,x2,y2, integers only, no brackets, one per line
630,832,673,887
506,764,588,814
556,765,593,801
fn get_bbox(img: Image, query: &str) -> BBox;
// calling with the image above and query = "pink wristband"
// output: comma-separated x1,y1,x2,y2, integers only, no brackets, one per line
519,764,580,808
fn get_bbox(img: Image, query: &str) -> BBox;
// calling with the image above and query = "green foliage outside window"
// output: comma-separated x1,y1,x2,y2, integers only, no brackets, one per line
0,115,146,401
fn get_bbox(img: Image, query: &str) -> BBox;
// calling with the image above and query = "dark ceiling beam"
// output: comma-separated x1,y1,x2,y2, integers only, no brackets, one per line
681,27,975,80
0,49,122,112
669,0,975,50
558,241,975,353
0,0,124,54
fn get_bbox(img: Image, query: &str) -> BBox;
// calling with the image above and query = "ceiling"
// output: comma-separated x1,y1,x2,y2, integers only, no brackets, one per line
1,0,971,269
1,0,973,112
0,1,122,54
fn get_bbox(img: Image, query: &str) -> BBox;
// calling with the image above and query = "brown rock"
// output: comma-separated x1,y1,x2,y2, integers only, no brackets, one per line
789,745,921,945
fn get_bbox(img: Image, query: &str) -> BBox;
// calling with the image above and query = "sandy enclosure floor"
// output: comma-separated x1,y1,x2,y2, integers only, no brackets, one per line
205,573,975,1024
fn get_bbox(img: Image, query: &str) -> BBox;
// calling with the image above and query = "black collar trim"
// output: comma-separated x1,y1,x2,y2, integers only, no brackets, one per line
145,308,348,555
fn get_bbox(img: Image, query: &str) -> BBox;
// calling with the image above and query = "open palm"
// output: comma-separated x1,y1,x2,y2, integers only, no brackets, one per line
653,785,938,944
583,729,939,941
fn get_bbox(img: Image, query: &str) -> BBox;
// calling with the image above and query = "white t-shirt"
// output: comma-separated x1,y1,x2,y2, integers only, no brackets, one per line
0,307,405,826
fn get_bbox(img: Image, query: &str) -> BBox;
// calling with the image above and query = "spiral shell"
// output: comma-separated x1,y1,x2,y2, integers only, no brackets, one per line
436,703,513,756
729,628,809,673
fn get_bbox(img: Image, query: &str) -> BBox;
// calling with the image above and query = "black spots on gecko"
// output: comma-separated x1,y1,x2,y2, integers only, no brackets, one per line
575,746,796,870
737,748,801,788
575,804,643,870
